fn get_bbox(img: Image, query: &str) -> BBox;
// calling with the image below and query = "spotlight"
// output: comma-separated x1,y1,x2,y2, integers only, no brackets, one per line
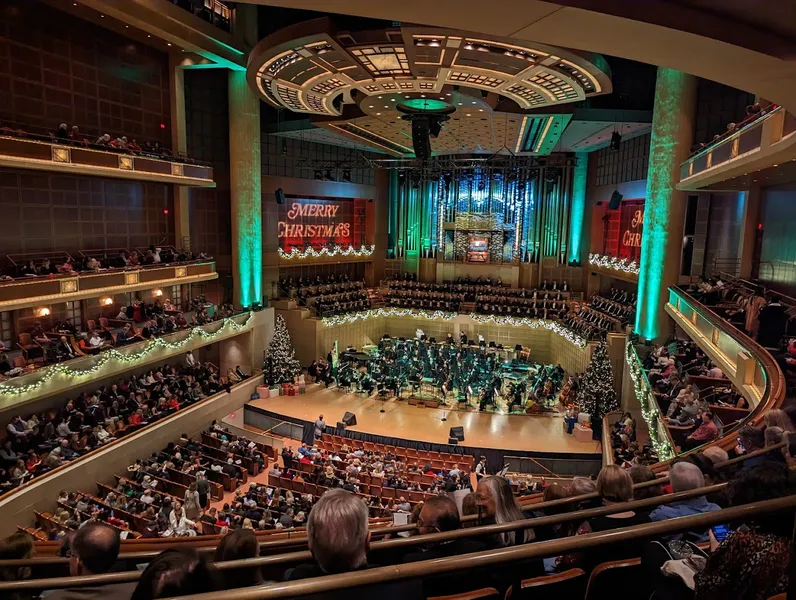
314,170,323,180
342,170,352,183
481,90,489,99
610,131,622,150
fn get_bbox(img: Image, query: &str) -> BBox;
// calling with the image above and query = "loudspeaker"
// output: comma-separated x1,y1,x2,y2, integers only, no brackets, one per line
275,188,286,205
608,190,623,210
342,412,357,427
410,118,432,160
449,426,465,442
448,437,459,445
336,422,347,430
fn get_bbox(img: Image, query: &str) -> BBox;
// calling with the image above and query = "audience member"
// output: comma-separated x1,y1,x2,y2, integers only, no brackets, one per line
131,548,219,599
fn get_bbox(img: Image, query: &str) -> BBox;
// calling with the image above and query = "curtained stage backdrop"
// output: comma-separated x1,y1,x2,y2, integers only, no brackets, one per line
245,404,601,476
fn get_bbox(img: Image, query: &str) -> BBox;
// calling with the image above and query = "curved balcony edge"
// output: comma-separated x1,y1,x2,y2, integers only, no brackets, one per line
644,286,786,467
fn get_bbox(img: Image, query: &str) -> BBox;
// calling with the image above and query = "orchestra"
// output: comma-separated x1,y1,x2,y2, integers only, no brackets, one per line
334,335,566,414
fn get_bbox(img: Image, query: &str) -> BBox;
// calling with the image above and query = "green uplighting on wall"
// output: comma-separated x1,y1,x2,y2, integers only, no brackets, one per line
635,67,691,340
567,152,588,264
228,70,262,308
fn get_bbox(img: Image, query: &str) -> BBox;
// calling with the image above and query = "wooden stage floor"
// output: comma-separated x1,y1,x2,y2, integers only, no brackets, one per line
250,386,601,456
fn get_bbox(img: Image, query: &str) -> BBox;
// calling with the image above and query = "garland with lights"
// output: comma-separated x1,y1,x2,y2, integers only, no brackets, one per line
625,339,675,460
321,307,456,327
468,314,588,348
279,245,376,260
0,313,252,396
589,253,640,275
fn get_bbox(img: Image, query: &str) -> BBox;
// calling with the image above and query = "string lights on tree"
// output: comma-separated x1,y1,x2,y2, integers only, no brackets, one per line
588,253,640,275
263,314,303,384
0,314,252,397
625,340,674,460
576,340,619,438
278,244,376,260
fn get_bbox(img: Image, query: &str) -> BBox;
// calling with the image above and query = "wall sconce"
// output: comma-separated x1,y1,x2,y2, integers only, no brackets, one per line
153,289,163,297
101,297,113,306
36,307,51,317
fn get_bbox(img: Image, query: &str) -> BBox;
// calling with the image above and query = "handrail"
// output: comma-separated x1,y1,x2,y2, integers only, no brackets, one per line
683,104,780,162
0,481,728,589
6,493,795,596
602,411,622,466
19,441,785,568
667,287,786,452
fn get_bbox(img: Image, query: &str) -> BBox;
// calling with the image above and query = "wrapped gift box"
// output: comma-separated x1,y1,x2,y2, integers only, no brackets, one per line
256,385,270,399
573,423,594,443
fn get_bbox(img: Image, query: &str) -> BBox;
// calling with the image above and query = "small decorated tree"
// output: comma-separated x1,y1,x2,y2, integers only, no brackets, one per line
576,341,619,438
264,314,303,384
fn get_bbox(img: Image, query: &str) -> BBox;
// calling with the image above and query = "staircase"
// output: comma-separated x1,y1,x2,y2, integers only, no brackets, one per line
460,301,476,313
368,288,385,309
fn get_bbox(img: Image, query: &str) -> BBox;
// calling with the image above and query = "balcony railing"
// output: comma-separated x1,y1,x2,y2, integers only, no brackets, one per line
657,286,785,458
679,105,785,182
0,261,217,312
0,127,215,187
0,311,253,410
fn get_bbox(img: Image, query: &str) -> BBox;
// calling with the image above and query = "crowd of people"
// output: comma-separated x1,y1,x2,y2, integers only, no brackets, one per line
588,290,636,326
0,356,231,492
0,298,234,379
2,247,211,281
312,289,371,317
5,422,795,600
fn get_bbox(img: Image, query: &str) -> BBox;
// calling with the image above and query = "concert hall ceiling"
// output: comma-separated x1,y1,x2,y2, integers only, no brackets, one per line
247,19,619,157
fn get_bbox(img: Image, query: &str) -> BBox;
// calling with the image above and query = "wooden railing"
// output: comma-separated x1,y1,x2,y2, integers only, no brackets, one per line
664,286,785,455
3,486,795,595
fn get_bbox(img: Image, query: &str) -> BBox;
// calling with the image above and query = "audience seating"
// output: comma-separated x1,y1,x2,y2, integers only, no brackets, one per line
507,568,587,600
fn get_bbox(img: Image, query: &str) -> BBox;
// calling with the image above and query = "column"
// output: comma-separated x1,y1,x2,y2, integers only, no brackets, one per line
635,68,697,342
738,186,761,279
567,152,588,265
169,57,191,250
228,69,262,308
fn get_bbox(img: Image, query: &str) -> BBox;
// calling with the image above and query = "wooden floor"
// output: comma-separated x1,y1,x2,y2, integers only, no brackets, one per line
251,386,601,455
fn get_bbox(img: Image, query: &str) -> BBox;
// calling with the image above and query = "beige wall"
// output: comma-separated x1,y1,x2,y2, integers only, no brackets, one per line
0,376,263,538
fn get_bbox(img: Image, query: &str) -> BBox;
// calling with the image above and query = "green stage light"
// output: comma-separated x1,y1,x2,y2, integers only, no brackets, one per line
399,98,452,111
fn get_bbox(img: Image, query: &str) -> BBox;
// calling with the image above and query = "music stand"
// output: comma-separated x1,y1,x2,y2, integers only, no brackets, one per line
377,383,388,413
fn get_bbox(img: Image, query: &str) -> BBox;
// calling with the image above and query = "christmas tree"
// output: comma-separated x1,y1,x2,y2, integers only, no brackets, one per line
263,314,303,384
576,340,619,422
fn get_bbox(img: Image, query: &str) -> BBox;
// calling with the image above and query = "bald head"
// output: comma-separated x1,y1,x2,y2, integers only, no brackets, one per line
71,523,120,575
418,496,460,534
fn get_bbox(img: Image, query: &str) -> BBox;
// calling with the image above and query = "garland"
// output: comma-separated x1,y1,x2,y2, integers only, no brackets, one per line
468,314,587,348
0,314,252,396
625,339,675,460
321,307,456,326
589,253,640,275
279,245,376,260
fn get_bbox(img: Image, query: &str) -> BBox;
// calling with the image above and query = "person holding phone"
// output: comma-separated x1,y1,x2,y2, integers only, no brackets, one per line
695,462,793,600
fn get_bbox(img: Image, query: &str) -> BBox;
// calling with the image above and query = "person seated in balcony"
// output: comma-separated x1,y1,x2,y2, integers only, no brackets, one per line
110,136,128,150
128,138,142,153
55,122,69,139
694,462,794,600
649,461,720,540
95,133,111,146
87,330,110,352
69,125,83,143
85,256,100,271
55,335,77,361
681,410,719,450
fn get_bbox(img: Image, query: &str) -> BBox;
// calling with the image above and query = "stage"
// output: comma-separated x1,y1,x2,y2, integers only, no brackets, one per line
248,385,601,456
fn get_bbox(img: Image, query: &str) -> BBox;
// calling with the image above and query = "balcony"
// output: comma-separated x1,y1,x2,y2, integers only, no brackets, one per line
0,129,215,187
654,286,785,455
587,253,639,284
0,311,256,410
678,105,796,190
0,261,218,312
